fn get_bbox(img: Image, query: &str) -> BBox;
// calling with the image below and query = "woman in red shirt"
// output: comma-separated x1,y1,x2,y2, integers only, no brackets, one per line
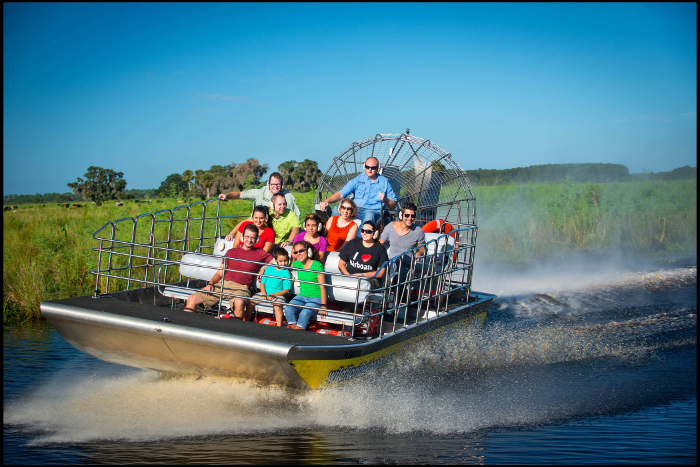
226,205,275,252
325,198,358,252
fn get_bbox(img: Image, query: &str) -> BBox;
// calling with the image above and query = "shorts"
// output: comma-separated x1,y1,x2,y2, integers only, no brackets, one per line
195,280,251,309
250,293,288,305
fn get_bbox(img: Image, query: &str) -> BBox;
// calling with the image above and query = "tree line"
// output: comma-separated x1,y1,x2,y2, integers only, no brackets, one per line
156,158,323,199
465,163,696,186
3,162,695,205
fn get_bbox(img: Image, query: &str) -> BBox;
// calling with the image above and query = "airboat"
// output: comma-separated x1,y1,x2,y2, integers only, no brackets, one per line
40,133,495,390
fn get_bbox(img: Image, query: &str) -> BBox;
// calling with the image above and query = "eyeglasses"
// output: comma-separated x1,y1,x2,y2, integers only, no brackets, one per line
243,236,258,241
365,165,378,170
293,249,307,254
339,206,352,211
361,229,375,234
403,213,416,219
269,183,282,187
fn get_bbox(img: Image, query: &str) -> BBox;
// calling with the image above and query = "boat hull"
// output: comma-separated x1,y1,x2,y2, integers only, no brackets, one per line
40,293,493,390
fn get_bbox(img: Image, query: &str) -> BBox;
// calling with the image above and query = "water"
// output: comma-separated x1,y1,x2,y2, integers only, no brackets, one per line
4,259,696,464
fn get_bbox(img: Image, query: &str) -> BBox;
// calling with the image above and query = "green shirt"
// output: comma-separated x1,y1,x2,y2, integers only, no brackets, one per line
272,209,301,243
292,260,324,298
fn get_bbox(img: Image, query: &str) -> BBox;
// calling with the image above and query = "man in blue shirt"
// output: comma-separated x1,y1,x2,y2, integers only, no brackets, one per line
319,157,398,228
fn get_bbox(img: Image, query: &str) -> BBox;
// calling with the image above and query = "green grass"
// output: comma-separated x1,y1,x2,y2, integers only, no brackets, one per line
3,195,317,325
3,183,696,324
474,179,697,264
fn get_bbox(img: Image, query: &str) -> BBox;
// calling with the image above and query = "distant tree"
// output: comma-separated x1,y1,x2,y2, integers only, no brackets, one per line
194,169,204,189
67,166,127,202
199,172,214,199
278,159,322,192
182,170,194,191
156,173,187,198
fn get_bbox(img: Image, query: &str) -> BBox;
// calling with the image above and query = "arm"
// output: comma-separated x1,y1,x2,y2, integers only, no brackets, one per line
219,191,242,200
383,197,397,210
259,282,267,299
318,192,342,211
317,272,327,316
262,241,274,252
287,227,300,243
338,259,350,275
232,231,242,248
344,223,358,242
269,287,290,298
226,219,246,241
202,262,225,291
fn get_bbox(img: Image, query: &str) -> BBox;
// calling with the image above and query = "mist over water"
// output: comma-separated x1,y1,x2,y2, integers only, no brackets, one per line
4,261,696,449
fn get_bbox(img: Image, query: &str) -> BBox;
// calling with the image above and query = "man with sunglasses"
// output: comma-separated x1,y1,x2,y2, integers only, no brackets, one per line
379,202,426,260
318,157,397,228
219,172,300,217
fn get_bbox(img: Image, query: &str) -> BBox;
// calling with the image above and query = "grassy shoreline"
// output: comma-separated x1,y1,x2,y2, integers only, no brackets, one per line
3,181,696,325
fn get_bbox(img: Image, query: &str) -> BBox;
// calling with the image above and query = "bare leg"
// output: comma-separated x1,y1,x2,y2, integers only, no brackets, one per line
246,299,256,322
185,293,203,312
274,304,284,326
233,297,247,320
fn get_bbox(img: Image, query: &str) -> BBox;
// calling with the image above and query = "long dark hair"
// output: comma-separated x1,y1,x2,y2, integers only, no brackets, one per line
293,240,321,263
252,205,273,229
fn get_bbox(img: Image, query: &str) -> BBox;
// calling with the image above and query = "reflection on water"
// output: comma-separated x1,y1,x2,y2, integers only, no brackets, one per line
3,264,697,464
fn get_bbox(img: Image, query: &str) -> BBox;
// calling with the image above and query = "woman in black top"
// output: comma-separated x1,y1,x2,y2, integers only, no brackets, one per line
337,220,389,288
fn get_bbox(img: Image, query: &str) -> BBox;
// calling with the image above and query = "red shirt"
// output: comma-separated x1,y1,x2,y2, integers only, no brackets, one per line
223,247,273,288
237,221,275,248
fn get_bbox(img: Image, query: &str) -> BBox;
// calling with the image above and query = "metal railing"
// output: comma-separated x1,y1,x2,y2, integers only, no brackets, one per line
89,198,479,339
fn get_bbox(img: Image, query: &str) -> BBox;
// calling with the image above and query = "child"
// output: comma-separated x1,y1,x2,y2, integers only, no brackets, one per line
247,248,292,326
284,241,328,330
293,213,328,262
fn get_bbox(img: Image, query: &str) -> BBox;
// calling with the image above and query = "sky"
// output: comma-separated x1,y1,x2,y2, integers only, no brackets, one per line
3,3,697,195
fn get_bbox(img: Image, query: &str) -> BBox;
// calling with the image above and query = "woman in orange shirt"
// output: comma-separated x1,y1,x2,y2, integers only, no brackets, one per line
325,198,358,252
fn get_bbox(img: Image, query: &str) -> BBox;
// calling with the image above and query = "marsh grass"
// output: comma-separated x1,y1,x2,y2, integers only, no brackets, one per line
3,194,316,324
3,183,695,323
474,179,697,265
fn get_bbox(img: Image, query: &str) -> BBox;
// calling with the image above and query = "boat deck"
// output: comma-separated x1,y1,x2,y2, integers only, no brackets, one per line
47,295,358,347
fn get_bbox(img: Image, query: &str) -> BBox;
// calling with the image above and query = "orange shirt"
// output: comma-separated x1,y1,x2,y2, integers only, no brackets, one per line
326,216,355,252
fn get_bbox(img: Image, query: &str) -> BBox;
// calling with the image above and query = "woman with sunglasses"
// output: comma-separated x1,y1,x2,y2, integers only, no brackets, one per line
225,205,275,252
293,214,328,262
325,198,358,252
284,241,328,330
337,220,389,289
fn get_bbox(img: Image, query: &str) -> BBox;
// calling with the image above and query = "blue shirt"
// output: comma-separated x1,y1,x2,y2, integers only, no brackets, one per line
339,173,397,211
260,265,292,295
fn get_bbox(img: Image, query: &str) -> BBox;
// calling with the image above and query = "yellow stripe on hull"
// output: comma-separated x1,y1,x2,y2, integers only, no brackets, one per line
290,311,487,389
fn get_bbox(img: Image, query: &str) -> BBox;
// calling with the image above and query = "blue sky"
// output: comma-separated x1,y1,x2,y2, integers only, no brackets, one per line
3,3,696,195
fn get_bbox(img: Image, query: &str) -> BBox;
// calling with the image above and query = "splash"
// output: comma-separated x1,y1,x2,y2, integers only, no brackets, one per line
4,266,696,444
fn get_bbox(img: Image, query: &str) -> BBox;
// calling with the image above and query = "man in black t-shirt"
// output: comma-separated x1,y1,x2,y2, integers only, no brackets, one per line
338,221,389,288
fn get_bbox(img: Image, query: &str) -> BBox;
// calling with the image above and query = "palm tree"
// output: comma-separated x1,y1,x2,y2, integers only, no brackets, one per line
200,172,214,199
182,170,194,191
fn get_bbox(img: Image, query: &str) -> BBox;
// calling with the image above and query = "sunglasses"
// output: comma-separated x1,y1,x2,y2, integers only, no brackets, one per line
293,249,307,254
361,229,375,234
365,165,378,170
339,206,352,211
403,213,416,219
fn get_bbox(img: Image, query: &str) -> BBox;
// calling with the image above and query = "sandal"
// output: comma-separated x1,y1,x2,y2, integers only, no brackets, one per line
183,307,196,313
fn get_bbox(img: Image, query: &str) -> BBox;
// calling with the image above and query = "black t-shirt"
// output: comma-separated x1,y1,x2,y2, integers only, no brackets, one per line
338,238,389,275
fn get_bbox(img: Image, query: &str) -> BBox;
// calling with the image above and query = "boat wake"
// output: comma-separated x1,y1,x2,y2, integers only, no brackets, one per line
4,266,696,444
